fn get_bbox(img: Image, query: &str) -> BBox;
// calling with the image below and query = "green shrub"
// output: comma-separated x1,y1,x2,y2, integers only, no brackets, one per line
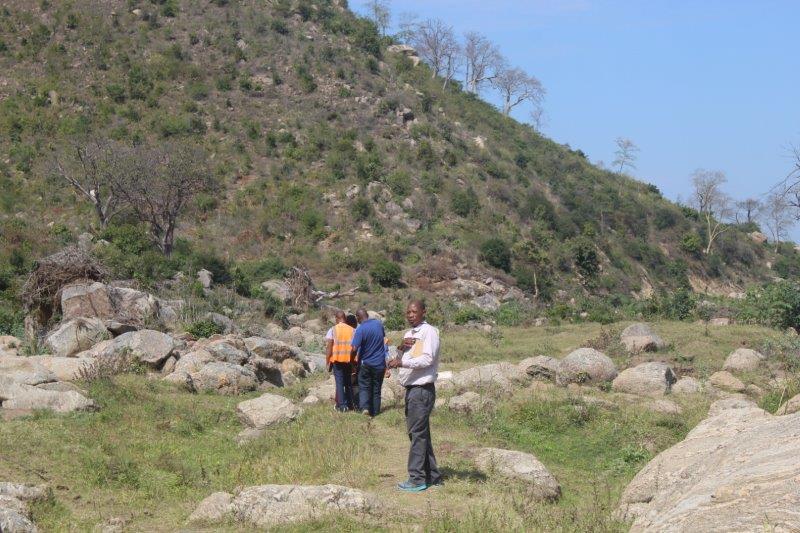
262,291,287,321
572,237,599,278
386,171,412,197
106,83,126,103
350,19,381,57
495,302,526,326
480,238,511,272
453,306,484,325
0,306,22,336
231,258,286,297
185,320,224,338
451,188,480,217
738,282,800,331
680,233,702,255
352,197,372,221
370,259,402,287
294,64,316,93
186,81,209,100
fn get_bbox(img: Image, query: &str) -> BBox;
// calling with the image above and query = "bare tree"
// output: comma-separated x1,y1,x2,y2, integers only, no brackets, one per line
761,192,794,251
612,137,639,174
463,31,504,94
395,12,418,44
779,144,800,216
413,18,460,88
735,198,762,224
529,106,547,133
491,67,545,116
691,169,732,254
51,140,127,229
365,0,390,37
113,143,216,256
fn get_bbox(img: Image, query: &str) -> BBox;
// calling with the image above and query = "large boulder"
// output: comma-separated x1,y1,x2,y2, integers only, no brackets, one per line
61,281,115,320
474,448,561,501
205,341,249,365
611,362,677,397
261,280,292,304
0,482,45,533
0,376,96,413
236,393,301,430
672,376,702,395
0,336,21,357
518,356,560,381
0,358,56,386
112,330,177,367
190,362,258,395
108,286,160,323
451,362,521,391
618,398,800,531
709,370,746,393
244,337,296,362
44,318,110,357
556,348,618,386
620,323,666,352
173,350,214,374
722,348,764,372
190,485,376,527
447,391,494,414
776,393,800,415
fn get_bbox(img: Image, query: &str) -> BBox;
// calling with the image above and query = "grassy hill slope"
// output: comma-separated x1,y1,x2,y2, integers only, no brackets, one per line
0,0,790,330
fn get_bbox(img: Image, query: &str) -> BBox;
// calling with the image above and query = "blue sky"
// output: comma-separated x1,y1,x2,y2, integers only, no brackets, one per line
351,0,800,237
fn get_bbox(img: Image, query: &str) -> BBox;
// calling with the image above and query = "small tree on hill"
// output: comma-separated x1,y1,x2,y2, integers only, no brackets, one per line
365,0,391,37
463,31,504,94
691,169,732,254
735,198,762,225
761,192,794,252
413,19,460,88
480,238,511,272
612,137,639,174
113,142,216,257
492,67,545,116
51,139,126,229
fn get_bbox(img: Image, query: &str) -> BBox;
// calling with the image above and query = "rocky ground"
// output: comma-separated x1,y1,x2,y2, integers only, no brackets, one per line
1,282,799,531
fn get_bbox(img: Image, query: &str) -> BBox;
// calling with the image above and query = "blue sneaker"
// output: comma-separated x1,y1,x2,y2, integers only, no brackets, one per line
397,480,428,492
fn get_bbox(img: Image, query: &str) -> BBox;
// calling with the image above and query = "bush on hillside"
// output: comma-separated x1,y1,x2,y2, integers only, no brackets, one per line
451,188,480,217
231,258,286,297
370,259,402,287
738,282,800,331
480,238,512,272
571,237,599,278
453,305,484,325
185,319,224,339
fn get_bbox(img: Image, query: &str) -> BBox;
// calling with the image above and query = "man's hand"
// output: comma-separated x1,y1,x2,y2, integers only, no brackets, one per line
398,337,416,353
387,357,402,369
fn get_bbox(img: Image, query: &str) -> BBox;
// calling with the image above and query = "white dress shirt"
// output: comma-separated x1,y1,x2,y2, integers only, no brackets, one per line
396,321,440,387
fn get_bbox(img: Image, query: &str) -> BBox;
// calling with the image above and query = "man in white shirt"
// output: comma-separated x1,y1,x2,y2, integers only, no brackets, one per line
387,300,442,492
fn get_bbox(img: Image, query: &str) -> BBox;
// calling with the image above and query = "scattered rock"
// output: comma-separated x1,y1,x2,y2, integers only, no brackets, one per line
556,348,617,386
645,398,683,415
612,362,676,397
451,362,521,391
709,370,746,393
533,317,549,327
0,358,56,386
261,280,292,304
190,484,376,527
471,293,501,312
44,318,110,357
447,391,493,414
0,335,21,356
173,350,214,374
722,348,764,372
0,375,96,413
187,492,233,524
0,482,45,533
197,269,213,289
672,377,702,395
112,329,177,367
244,337,296,362
4,356,92,382
386,43,421,66
620,323,666,352
205,341,249,365
190,362,257,395
236,393,302,431
776,393,800,415
474,448,561,501
204,312,235,334
709,317,731,326
749,231,768,244
61,281,115,321
518,356,560,381
618,398,799,531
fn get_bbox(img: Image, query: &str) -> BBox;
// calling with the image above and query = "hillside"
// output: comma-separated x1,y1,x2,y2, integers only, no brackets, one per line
0,0,790,331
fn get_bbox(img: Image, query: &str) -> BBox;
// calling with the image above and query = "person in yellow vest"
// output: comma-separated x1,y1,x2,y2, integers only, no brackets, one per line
325,310,357,412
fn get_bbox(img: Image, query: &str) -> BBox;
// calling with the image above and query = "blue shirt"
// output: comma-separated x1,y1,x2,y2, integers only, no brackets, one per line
351,318,386,369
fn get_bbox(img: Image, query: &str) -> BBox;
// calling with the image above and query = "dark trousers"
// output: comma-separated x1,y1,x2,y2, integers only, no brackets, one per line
405,383,441,485
331,362,355,410
358,364,385,416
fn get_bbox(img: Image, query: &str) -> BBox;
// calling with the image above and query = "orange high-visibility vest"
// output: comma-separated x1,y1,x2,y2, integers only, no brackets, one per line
330,322,355,363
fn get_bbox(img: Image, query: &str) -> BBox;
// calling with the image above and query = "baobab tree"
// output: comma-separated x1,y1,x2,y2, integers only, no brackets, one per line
612,137,639,174
491,67,545,116
691,169,732,254
463,31,504,94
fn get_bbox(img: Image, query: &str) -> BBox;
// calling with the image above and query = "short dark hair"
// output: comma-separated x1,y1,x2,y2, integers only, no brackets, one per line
345,314,358,329
408,299,426,311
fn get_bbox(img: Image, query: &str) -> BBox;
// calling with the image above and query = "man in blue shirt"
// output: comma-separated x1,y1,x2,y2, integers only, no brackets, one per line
351,308,386,417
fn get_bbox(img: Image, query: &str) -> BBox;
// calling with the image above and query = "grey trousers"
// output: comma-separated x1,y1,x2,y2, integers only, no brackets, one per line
405,383,441,485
